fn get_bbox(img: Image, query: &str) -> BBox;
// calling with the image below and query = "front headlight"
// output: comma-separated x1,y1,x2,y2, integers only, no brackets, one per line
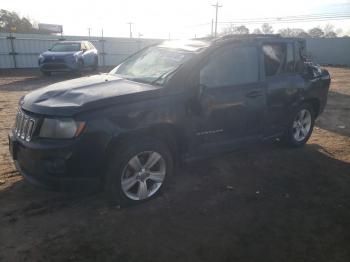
39,118,85,139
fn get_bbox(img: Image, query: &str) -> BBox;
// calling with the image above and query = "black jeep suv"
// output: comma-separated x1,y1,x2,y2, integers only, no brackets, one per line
9,35,330,205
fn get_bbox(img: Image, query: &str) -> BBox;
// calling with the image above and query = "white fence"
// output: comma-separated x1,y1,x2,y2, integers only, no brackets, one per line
1,33,350,68
306,38,350,66
0,33,161,69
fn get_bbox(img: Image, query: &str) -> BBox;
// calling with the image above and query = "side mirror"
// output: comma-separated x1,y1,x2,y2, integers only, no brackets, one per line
82,48,87,53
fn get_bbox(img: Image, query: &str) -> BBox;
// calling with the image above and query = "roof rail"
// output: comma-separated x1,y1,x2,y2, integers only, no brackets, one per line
215,34,281,42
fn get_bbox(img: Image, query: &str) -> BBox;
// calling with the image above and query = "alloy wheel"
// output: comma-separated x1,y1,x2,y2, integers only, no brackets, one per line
121,151,166,201
293,109,312,142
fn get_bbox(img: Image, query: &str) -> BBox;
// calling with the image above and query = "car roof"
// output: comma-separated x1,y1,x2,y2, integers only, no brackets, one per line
158,39,210,52
54,41,85,44
159,35,304,53
211,34,305,46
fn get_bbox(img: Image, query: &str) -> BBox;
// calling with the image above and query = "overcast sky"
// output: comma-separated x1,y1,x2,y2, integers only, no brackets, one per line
2,0,350,38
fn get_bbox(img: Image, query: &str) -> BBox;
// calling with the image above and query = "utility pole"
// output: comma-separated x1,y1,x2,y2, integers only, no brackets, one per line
127,22,133,38
211,19,214,37
212,1,222,37
88,27,91,37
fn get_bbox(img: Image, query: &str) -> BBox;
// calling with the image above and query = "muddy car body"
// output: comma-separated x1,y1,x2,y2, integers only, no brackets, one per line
9,35,331,204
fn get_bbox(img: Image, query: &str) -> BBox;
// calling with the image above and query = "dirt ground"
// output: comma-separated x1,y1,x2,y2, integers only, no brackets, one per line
0,68,349,262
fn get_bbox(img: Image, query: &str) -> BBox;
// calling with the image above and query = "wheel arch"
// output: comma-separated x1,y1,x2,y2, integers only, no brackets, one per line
303,98,320,118
105,123,187,167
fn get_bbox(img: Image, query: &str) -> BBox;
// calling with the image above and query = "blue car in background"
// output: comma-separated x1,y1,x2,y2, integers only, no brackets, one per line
38,41,98,75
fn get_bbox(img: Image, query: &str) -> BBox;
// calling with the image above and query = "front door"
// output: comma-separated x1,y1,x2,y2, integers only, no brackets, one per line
190,44,265,152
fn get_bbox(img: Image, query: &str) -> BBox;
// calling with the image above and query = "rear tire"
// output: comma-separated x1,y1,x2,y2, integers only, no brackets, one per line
284,103,315,147
105,137,173,206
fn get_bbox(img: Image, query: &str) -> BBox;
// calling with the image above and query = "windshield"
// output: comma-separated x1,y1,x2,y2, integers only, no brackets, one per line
110,46,193,85
50,43,81,52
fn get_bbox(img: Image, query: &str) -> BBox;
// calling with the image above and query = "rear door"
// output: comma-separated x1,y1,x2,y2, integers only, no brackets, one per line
262,41,305,137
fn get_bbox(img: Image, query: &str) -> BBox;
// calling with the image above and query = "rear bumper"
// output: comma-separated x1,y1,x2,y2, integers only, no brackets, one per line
8,131,104,192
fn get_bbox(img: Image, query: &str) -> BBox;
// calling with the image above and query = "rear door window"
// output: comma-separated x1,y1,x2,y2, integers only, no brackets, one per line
263,42,296,76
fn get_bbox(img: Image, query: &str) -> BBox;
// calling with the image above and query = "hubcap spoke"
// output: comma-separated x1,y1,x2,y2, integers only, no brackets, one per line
128,155,142,171
296,128,301,139
148,171,166,183
301,110,307,120
137,181,149,200
121,175,138,191
144,152,161,169
303,115,311,126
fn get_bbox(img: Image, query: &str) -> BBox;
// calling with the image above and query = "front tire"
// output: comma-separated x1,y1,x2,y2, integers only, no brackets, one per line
76,59,84,75
92,57,98,71
284,103,315,147
105,137,173,206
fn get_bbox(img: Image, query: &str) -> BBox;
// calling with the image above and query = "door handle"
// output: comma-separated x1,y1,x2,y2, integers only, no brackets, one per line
246,90,263,98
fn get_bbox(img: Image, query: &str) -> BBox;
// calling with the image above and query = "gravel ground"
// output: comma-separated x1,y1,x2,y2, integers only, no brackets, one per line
0,67,349,262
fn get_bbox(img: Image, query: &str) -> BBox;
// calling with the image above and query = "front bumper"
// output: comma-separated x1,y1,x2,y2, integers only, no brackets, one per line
39,60,79,72
8,131,103,192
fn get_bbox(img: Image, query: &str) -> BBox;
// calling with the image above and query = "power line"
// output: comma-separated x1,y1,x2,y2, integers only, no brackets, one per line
224,12,350,22
219,12,350,24
219,16,350,25
186,12,350,28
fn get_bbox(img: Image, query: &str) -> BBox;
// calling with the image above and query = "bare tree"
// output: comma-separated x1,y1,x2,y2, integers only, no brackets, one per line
261,23,273,34
278,28,293,37
278,28,309,37
308,27,324,38
323,23,340,38
252,28,262,34
221,24,249,35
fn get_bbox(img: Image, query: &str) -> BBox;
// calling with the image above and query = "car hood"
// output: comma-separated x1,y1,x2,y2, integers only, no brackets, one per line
21,74,161,116
42,51,79,57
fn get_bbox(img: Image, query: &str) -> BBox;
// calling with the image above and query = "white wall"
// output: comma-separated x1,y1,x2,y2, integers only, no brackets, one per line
0,33,161,69
306,38,350,66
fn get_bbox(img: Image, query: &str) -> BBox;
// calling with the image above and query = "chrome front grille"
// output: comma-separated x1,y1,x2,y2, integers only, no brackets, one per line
14,110,36,142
